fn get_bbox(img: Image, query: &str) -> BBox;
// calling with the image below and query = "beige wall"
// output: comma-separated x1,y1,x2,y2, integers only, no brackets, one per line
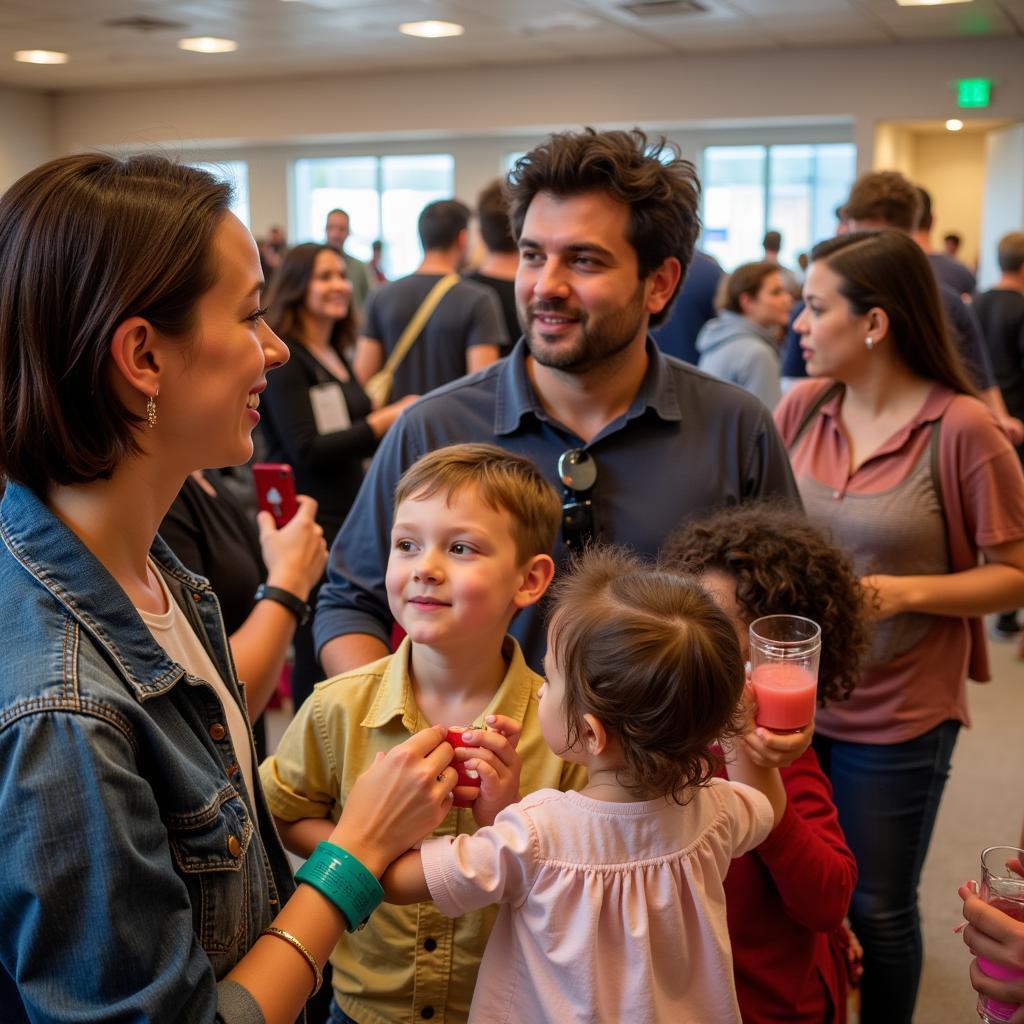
0,87,55,190
911,132,988,270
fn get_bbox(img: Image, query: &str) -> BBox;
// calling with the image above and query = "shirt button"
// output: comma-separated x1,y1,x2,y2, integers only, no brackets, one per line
423,937,437,952
832,489,841,499
420,1008,434,1020
209,723,226,741
227,834,242,858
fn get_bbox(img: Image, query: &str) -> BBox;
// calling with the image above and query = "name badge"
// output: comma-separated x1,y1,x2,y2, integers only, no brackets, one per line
309,382,351,435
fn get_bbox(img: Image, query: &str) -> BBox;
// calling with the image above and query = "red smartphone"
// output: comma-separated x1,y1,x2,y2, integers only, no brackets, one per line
252,463,298,528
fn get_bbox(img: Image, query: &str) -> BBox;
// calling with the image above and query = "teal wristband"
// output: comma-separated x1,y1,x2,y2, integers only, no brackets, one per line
295,841,384,933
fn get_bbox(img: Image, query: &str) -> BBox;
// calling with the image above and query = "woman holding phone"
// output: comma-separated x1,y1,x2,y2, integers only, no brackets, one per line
0,153,457,1022
261,243,415,547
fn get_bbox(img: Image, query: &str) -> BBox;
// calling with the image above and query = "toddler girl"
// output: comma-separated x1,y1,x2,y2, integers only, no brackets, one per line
665,499,869,1024
382,546,787,1023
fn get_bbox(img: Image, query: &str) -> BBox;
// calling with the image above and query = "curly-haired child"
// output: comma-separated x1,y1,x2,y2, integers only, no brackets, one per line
664,499,869,1024
382,546,789,1022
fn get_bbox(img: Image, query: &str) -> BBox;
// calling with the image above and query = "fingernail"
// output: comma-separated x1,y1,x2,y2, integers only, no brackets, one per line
953,921,968,934
462,731,475,742
485,715,497,723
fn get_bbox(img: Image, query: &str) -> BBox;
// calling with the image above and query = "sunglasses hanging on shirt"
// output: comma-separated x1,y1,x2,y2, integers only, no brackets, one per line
557,448,598,553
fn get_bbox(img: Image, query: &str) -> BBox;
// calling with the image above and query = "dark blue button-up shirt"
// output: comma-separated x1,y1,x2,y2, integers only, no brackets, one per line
316,340,801,669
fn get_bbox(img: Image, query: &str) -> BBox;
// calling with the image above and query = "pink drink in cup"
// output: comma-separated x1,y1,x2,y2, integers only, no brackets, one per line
977,846,1024,1024
748,615,821,733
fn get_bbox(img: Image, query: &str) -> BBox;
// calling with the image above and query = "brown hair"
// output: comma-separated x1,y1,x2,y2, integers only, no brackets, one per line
477,179,516,254
842,171,922,232
393,443,560,564
506,128,700,327
662,500,869,706
418,199,470,251
716,261,781,314
810,230,976,395
547,547,746,803
997,232,1024,274
0,153,231,494
265,243,358,354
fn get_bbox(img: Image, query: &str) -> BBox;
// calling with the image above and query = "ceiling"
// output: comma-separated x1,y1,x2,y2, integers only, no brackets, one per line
1,0,1022,92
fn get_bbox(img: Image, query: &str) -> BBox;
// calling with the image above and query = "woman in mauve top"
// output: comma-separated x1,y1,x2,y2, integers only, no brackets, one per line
774,230,1024,1024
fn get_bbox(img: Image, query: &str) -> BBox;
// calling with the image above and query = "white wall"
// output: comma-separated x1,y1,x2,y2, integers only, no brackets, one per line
0,87,55,190
978,125,1024,290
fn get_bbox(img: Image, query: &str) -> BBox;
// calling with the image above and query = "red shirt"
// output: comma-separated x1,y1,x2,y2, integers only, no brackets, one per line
719,748,857,1024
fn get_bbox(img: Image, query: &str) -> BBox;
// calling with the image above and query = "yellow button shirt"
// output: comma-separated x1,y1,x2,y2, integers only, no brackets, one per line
259,636,587,1024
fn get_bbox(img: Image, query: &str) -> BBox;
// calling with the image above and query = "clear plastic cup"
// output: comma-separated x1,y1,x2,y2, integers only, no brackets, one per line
748,615,821,733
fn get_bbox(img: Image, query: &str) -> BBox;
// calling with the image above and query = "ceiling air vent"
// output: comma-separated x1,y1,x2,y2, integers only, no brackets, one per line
617,0,708,16
103,16,188,33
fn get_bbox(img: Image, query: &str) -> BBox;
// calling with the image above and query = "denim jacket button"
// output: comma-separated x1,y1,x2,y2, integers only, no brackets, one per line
191,592,202,603
227,834,242,858
209,723,226,741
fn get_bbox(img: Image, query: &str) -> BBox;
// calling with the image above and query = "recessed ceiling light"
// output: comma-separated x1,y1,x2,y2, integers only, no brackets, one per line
399,20,465,38
946,118,964,131
14,49,69,64
177,36,238,54
895,0,973,6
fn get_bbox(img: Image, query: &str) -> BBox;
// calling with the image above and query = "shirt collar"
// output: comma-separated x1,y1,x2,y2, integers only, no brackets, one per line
493,337,682,436
818,381,957,453
361,634,536,732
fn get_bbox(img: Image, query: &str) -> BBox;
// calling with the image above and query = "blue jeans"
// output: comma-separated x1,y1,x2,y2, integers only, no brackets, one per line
814,720,960,1024
328,999,359,1024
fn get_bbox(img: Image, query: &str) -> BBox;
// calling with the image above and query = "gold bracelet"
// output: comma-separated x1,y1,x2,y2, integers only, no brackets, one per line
260,926,323,997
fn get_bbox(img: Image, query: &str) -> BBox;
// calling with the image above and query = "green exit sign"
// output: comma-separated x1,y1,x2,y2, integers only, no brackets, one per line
957,78,992,108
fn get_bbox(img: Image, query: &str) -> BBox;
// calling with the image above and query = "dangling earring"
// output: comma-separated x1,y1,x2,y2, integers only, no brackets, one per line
146,388,159,429
865,336,875,350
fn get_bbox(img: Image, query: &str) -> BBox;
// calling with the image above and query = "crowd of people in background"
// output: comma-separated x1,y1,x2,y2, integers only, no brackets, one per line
2,126,1023,1024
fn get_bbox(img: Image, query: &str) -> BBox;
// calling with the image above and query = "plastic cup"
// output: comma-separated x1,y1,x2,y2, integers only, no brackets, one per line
748,615,821,733
977,846,1024,1024
446,726,481,808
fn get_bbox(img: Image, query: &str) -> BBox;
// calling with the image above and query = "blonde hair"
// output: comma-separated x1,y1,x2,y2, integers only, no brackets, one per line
393,443,560,563
548,547,747,802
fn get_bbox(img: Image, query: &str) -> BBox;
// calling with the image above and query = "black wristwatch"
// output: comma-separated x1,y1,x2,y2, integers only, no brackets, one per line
254,584,311,626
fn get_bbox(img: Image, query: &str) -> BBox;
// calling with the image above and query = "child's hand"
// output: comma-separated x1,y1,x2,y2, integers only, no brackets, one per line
452,725,523,827
483,714,523,749
740,721,815,769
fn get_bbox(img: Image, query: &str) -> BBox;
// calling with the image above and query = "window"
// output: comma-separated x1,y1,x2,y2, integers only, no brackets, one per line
190,160,250,228
701,143,856,271
293,154,454,279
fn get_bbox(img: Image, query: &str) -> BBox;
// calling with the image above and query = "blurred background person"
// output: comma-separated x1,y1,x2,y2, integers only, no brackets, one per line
369,239,388,284
763,229,801,298
259,224,287,286
651,248,724,365
260,242,414,708
354,199,505,400
464,178,520,354
697,260,793,409
974,230,1024,641
325,207,373,310
912,186,976,300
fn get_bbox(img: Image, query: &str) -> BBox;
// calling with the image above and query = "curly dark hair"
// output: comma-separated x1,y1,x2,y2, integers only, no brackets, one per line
547,547,747,803
661,501,869,706
505,128,701,327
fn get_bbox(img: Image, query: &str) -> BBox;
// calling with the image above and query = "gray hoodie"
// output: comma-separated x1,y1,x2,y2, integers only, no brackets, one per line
696,310,782,410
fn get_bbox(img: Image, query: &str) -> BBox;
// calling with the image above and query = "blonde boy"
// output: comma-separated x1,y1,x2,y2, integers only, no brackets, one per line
260,443,587,1024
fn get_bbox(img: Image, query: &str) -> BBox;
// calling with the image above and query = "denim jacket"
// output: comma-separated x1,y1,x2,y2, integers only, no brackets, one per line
0,483,296,1023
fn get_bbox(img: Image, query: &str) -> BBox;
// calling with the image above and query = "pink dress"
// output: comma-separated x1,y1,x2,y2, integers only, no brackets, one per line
420,780,773,1024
